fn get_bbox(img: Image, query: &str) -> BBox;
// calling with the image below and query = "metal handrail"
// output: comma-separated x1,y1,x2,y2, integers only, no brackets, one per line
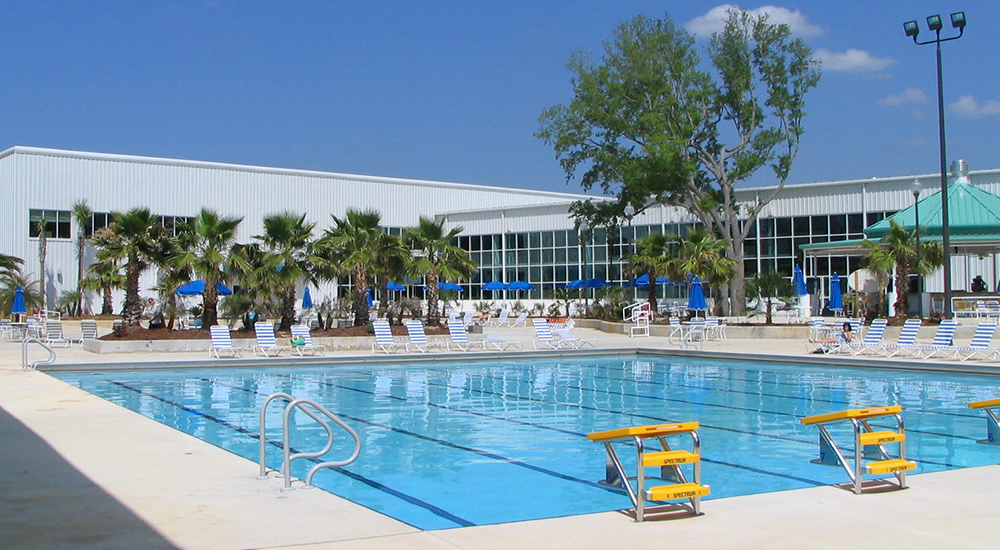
257,392,361,491
22,338,56,370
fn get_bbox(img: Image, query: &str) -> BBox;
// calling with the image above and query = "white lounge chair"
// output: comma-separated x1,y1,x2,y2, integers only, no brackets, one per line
405,320,445,353
954,322,1000,361
446,320,485,352
508,312,529,327
290,325,326,356
485,309,510,327
912,320,960,359
372,320,402,354
43,320,73,347
79,319,99,347
841,319,888,355
253,322,290,357
532,318,573,350
880,319,924,357
209,325,243,358
553,326,597,349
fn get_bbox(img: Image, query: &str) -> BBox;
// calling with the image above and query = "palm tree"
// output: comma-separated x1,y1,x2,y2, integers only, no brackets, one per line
37,219,47,311
72,200,93,315
91,208,171,331
172,209,243,328
80,258,125,316
861,219,944,317
255,212,317,331
673,228,737,315
404,217,477,325
319,209,386,327
0,253,23,274
745,270,792,325
1,268,41,316
628,232,672,313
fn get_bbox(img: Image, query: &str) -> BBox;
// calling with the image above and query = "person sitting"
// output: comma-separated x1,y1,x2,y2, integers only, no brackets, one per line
972,275,988,293
809,321,852,353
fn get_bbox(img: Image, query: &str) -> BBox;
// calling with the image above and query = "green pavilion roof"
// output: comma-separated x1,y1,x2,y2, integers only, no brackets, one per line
865,182,1000,239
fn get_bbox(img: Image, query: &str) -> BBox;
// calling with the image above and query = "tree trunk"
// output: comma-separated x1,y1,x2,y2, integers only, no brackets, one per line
279,288,296,331
353,265,369,327
427,272,440,325
38,230,47,311
76,239,85,316
202,281,219,328
893,265,910,317
645,270,657,313
102,285,113,315
122,258,143,331
377,282,392,325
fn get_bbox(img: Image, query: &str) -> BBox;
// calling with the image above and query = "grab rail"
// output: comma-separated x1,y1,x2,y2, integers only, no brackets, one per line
257,392,362,491
22,338,56,370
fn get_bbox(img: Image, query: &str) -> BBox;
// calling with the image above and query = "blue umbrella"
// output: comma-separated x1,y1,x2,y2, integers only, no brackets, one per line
508,281,534,291
175,280,233,296
688,276,707,313
366,289,374,308
301,287,313,309
567,278,610,289
829,273,844,313
11,286,26,315
386,282,406,291
482,281,509,291
792,265,807,296
435,282,464,292
630,274,670,288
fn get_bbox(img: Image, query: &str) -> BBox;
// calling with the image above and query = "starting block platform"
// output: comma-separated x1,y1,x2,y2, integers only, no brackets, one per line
587,422,709,521
801,405,916,494
968,398,1000,445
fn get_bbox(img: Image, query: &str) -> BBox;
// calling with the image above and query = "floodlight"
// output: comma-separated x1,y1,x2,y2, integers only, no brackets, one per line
950,12,966,29
903,20,920,37
910,179,923,197
927,14,942,31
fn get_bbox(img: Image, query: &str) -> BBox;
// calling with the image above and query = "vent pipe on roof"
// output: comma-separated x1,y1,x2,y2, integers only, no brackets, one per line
950,159,970,183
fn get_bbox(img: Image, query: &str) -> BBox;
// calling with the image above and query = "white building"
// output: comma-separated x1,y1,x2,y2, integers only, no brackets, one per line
3,146,1000,316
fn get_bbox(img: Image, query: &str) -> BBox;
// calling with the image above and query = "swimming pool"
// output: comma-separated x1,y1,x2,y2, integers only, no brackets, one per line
52,355,1000,530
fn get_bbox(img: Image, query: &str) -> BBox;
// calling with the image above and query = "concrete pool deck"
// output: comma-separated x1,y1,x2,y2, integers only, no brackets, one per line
2,325,999,549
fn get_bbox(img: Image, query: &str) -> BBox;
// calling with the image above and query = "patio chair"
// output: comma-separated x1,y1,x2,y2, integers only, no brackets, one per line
446,320,485,352
404,320,445,353
553,326,598,349
879,319,923,357
253,322,290,357
508,312,529,327
0,319,15,340
79,320,99,346
462,311,475,326
43,320,73,347
290,325,326,356
532,318,573,349
954,322,1000,361
485,309,510,327
209,325,243,358
372,320,402,354
24,316,43,339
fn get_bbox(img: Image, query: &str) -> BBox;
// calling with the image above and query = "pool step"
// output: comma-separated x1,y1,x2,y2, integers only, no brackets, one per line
646,482,710,501
643,450,699,467
866,459,916,475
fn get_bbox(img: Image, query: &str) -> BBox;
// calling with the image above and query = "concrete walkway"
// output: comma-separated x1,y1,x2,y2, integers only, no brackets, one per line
2,325,999,549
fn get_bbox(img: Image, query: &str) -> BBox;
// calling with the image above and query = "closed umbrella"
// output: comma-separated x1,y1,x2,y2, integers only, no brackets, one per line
301,287,313,309
12,286,26,315
688,276,707,316
792,265,807,296
175,280,233,296
829,273,844,314
366,289,374,308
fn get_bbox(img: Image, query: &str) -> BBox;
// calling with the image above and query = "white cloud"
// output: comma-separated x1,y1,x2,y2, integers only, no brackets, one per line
815,48,895,72
685,4,825,37
879,88,929,106
950,95,1000,119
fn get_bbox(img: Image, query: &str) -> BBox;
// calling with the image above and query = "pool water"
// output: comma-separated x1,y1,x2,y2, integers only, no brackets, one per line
52,355,1000,530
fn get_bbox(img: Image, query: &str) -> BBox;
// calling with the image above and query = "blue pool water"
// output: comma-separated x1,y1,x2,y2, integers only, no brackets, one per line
52,355,1000,530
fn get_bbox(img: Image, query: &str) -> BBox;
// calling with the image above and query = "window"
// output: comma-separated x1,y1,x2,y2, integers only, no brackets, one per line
91,212,112,235
29,209,71,239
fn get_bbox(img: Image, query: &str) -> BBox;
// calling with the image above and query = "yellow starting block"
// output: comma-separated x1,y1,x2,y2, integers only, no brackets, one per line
801,405,915,494
587,422,709,521
969,398,1000,445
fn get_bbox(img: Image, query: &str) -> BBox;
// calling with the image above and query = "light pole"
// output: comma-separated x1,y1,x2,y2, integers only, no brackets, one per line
911,179,923,318
904,12,965,319
579,220,591,310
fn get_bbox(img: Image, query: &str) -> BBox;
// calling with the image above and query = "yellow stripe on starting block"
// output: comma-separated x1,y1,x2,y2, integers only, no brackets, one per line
859,431,905,446
866,459,916,475
587,422,699,442
643,450,699,467
800,405,902,425
969,398,1000,410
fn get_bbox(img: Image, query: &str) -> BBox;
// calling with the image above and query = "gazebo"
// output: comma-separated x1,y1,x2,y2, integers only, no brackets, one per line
801,178,1000,316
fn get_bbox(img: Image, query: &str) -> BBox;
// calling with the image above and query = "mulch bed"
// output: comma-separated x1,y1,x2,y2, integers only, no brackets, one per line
99,323,449,341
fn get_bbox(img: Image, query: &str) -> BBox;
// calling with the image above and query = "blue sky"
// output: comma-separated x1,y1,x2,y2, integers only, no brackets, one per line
1,1,997,195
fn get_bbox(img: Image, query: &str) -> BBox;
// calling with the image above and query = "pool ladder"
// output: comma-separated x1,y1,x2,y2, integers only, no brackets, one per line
969,398,1000,444
587,422,709,521
800,405,916,494
22,338,57,370
257,392,361,491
